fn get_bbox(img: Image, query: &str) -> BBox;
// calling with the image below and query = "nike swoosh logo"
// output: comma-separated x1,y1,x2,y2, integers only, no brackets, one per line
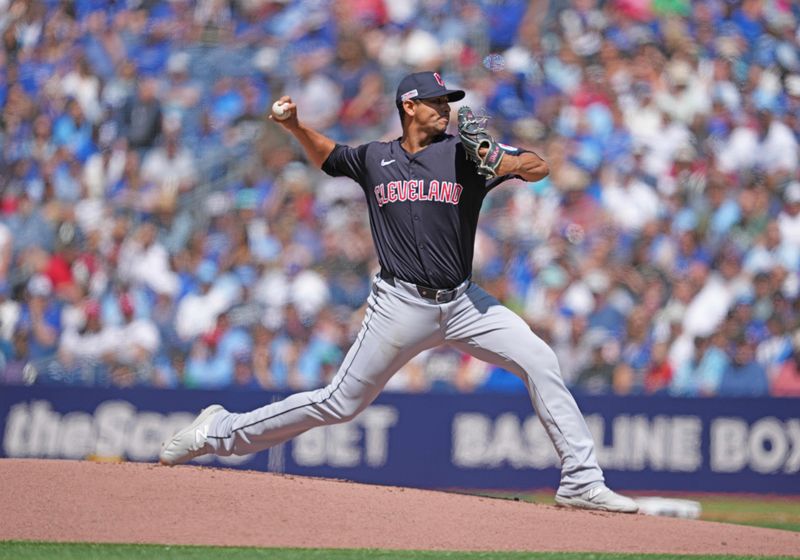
381,159,395,166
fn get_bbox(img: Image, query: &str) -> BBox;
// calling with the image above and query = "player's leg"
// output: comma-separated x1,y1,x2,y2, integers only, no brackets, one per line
161,278,443,463
444,283,637,512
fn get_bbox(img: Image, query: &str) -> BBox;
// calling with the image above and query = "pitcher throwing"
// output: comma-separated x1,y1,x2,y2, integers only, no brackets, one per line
159,71,638,513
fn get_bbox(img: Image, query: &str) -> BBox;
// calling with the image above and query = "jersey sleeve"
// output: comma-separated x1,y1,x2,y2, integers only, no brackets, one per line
485,144,533,191
321,143,369,183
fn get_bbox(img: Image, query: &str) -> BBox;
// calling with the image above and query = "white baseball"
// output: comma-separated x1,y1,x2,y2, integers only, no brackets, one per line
272,101,290,121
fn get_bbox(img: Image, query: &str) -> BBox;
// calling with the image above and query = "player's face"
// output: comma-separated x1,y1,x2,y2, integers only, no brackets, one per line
414,96,451,132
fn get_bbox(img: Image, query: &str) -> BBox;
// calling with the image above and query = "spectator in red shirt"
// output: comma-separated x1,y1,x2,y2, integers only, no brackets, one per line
644,340,673,394
771,332,800,397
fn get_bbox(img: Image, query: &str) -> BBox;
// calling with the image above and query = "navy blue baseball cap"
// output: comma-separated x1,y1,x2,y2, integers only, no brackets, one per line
395,71,465,106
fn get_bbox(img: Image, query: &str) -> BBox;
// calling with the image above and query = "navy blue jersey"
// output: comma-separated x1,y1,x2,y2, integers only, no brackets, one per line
322,133,521,289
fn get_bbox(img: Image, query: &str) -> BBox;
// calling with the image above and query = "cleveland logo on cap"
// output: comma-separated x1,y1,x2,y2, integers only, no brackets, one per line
433,72,444,87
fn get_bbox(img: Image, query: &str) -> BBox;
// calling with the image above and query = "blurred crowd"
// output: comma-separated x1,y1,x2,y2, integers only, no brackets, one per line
1,0,800,398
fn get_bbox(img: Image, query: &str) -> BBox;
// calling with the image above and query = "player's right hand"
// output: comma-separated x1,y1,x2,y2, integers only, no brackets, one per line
269,96,298,128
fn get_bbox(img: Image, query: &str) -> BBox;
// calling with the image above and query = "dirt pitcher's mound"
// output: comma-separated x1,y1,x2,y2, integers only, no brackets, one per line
2,459,798,556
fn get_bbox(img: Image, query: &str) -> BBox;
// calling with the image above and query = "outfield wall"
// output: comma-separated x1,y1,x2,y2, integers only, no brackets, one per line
1,385,798,494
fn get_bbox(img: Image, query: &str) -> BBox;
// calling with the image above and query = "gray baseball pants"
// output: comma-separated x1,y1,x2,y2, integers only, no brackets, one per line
208,275,604,495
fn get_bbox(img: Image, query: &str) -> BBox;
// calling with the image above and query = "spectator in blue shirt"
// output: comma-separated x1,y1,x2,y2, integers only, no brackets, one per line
184,334,233,390
5,191,55,255
17,274,61,361
52,98,94,161
671,332,729,397
718,338,770,397
231,350,262,390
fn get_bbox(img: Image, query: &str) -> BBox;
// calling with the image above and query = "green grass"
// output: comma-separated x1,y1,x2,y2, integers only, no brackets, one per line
696,496,800,532
478,492,800,533
0,543,798,560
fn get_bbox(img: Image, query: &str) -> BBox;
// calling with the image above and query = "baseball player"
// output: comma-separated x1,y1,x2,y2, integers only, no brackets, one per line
160,71,638,513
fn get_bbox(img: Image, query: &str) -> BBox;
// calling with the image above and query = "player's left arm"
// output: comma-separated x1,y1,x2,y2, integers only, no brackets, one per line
488,148,549,182
457,106,548,183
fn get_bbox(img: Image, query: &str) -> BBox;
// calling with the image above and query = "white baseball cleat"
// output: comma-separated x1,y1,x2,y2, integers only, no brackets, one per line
555,485,639,513
159,404,226,466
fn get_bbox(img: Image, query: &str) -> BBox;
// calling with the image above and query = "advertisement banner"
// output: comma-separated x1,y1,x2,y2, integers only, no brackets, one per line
1,385,798,494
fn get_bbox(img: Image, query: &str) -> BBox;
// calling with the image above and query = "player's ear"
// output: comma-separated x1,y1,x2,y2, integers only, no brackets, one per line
402,99,416,118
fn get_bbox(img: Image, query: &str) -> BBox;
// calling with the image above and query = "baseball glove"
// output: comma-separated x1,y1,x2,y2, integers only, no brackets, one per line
457,106,505,178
